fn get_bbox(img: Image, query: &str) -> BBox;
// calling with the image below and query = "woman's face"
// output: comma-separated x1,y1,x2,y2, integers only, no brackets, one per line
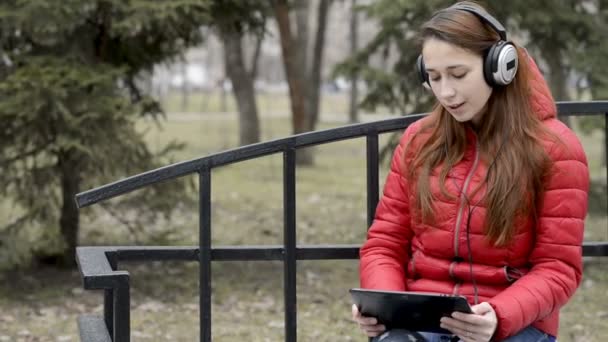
422,37,493,126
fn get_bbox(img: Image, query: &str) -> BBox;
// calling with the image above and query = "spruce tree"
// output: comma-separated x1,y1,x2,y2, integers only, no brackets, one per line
0,0,262,267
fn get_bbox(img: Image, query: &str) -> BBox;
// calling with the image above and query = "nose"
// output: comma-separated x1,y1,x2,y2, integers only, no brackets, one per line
435,79,456,100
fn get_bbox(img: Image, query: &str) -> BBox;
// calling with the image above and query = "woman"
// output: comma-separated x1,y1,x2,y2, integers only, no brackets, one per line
352,2,589,342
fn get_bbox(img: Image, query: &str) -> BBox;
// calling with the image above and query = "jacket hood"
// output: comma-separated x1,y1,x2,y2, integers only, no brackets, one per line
525,52,557,121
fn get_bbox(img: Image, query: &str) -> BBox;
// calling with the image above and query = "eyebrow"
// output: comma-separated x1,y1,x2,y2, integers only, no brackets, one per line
425,65,468,72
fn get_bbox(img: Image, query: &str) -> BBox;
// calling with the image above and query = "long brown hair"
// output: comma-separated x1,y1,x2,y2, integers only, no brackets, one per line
407,2,553,246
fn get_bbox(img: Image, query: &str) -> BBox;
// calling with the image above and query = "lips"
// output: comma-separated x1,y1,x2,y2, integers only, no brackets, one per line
447,103,464,110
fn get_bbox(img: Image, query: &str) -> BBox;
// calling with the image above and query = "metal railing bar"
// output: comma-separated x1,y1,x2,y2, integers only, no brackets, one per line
605,112,608,223
76,102,608,210
105,256,117,339
79,242,608,268
199,167,212,342
556,101,608,114
114,247,199,261
584,241,608,257
284,147,297,342
366,132,380,229
104,290,113,338
114,277,130,342
74,115,431,208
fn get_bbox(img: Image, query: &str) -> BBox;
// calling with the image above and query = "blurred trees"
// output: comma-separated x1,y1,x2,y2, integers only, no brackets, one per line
272,0,333,165
334,0,607,160
217,1,269,146
349,0,361,124
335,0,605,112
216,0,334,161
0,0,261,268
1,0,606,269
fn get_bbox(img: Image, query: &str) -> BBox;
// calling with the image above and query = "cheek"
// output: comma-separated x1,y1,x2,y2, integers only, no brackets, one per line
479,84,493,104
464,75,492,101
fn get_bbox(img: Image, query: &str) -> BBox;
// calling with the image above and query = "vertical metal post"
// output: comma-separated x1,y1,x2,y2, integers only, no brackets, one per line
104,290,114,338
605,112,608,231
284,148,297,342
199,167,212,342
105,256,117,338
366,133,379,342
366,133,380,229
114,275,130,342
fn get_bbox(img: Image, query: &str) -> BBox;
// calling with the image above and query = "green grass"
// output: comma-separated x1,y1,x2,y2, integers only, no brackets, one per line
0,111,606,341
160,90,357,117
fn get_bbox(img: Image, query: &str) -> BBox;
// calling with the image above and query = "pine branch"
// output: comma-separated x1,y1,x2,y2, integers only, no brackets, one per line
0,210,39,235
98,202,144,244
0,141,53,167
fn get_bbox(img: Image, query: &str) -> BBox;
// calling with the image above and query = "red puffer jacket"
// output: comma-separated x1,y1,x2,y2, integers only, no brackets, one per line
359,56,589,340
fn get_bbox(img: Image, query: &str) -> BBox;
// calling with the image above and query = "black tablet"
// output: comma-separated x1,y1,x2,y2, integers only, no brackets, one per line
350,288,472,334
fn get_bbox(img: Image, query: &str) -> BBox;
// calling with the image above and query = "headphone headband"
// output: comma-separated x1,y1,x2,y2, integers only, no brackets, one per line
448,4,507,41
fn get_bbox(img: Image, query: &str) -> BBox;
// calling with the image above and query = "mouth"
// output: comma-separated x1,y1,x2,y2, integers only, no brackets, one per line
446,102,465,110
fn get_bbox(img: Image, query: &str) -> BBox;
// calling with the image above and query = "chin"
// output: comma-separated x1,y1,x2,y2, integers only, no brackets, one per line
449,114,473,123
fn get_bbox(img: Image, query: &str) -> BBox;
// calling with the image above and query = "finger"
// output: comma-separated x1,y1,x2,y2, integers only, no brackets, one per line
450,311,487,326
361,324,386,337
357,317,378,325
352,305,374,324
361,324,386,333
471,302,493,315
351,304,360,319
351,304,379,324
441,317,482,335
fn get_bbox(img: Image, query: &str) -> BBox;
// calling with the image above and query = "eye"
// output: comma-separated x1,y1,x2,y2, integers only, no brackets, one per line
430,75,441,82
453,73,467,79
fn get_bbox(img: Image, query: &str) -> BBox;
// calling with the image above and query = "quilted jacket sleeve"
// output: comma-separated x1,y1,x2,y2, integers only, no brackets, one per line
359,125,417,291
487,125,589,340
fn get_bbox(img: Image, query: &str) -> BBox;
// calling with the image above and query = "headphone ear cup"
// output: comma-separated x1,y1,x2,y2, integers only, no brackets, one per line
494,42,518,85
416,55,430,87
484,41,519,86
483,43,499,87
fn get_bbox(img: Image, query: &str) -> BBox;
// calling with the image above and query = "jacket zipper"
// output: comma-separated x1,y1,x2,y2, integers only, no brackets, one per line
453,140,480,259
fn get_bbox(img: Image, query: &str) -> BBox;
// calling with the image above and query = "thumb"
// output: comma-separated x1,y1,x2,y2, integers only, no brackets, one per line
352,304,360,317
471,302,493,315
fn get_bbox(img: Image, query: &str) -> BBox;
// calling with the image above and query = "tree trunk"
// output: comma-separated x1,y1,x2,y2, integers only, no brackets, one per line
273,0,313,165
249,29,264,80
306,0,332,131
348,0,359,124
295,0,310,76
37,150,82,267
59,151,80,267
221,28,261,146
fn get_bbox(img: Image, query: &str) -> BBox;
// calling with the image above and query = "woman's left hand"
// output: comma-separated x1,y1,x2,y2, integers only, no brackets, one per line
440,302,498,342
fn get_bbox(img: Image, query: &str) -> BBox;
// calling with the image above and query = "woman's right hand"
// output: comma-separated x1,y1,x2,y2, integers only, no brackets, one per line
351,304,386,337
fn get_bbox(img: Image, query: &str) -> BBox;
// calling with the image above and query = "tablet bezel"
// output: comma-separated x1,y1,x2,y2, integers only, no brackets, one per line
350,288,473,334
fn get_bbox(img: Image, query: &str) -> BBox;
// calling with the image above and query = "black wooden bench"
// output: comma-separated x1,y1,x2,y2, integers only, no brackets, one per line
74,101,608,342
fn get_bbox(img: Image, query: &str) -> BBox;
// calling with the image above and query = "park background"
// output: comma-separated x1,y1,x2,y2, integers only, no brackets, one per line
0,0,606,341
